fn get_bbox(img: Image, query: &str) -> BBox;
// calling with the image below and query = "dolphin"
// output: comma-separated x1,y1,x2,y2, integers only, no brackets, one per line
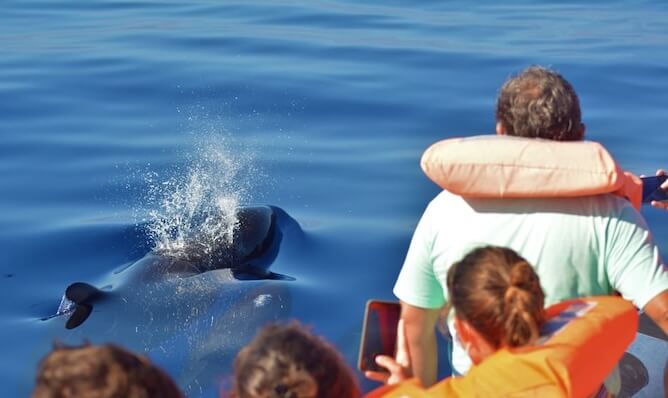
56,205,300,330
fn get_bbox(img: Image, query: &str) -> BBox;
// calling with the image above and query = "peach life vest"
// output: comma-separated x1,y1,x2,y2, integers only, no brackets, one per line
420,135,642,210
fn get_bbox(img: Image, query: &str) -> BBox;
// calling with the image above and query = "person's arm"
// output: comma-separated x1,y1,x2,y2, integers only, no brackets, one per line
642,289,668,335
401,301,441,387
390,198,447,386
605,204,668,334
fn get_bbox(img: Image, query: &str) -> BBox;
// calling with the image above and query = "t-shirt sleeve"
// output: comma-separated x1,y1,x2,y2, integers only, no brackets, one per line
605,205,668,309
393,203,446,309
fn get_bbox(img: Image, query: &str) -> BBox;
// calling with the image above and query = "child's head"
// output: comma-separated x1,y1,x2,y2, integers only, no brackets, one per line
32,343,183,398
230,322,359,398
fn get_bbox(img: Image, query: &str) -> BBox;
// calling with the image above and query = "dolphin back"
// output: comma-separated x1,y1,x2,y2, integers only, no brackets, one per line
56,205,301,330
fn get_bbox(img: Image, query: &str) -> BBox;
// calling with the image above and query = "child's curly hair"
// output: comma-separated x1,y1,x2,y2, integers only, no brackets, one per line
229,321,360,398
32,343,184,398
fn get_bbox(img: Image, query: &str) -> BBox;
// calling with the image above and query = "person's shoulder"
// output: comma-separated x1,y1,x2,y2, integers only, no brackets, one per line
427,190,463,208
591,194,645,217
554,193,641,217
578,194,651,232
411,191,466,234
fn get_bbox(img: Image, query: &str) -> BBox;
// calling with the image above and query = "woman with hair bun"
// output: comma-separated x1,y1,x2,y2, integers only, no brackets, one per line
445,246,545,364
366,245,638,398
226,321,360,398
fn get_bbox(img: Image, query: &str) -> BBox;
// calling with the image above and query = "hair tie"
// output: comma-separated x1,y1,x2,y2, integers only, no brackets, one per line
504,285,521,303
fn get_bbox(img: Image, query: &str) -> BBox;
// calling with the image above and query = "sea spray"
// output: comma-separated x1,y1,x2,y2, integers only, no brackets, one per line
143,134,256,264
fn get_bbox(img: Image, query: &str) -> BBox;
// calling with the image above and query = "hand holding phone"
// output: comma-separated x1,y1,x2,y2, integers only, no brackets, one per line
358,300,401,373
641,175,668,204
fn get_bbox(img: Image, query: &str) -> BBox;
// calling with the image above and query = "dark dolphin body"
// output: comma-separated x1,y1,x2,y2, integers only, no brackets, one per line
59,205,300,329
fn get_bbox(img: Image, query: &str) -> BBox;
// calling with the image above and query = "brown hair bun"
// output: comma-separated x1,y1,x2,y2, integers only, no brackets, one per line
447,246,546,349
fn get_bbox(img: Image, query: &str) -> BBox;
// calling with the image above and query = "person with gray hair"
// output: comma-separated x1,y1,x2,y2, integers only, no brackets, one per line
495,65,584,141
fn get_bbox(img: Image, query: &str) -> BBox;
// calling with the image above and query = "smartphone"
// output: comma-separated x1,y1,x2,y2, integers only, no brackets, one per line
642,175,668,203
357,299,401,373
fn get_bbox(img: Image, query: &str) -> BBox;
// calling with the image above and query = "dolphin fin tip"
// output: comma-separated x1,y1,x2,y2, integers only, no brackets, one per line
65,304,93,329
267,272,295,281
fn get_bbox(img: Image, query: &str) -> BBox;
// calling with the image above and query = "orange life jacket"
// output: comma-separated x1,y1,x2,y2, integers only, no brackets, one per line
364,296,638,398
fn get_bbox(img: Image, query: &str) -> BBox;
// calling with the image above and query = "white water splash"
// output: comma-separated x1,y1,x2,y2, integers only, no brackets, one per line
56,295,75,316
144,135,255,262
253,294,272,307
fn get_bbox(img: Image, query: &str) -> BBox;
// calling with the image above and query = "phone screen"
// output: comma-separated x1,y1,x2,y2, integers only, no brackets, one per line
358,300,401,372
642,175,668,203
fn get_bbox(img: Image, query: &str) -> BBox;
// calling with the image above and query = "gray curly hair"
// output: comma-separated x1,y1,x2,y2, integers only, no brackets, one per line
496,66,584,141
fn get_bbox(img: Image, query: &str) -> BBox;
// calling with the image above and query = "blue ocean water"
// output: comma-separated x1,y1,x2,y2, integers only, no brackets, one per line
1,1,667,396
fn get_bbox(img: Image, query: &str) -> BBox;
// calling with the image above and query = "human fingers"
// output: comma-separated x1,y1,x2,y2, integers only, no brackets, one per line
657,169,668,189
364,370,389,383
651,200,668,210
375,355,408,384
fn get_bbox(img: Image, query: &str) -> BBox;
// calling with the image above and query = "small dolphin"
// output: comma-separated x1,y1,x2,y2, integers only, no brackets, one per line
58,205,299,329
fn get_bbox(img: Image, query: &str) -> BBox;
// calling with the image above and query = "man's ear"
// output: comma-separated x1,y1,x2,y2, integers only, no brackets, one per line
496,122,506,135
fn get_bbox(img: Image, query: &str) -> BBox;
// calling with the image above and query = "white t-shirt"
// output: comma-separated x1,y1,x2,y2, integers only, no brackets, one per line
393,190,668,373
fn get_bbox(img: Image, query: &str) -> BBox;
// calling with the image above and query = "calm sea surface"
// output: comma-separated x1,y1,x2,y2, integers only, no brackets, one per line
1,1,667,397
